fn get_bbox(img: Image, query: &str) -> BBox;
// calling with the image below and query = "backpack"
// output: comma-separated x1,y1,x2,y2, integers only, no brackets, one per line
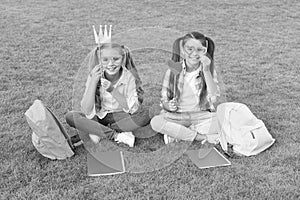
216,102,275,156
25,99,75,160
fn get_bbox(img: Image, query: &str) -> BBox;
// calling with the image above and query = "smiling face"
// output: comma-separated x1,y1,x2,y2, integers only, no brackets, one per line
182,38,207,68
100,47,123,76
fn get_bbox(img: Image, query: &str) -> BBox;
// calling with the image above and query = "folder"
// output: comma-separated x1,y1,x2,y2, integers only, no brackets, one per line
87,151,125,176
186,147,231,169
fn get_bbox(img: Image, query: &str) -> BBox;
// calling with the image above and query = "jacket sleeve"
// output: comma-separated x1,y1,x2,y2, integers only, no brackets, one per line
206,68,220,104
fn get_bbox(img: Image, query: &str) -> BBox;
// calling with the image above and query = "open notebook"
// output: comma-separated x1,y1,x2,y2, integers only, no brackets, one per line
87,151,125,176
185,147,231,169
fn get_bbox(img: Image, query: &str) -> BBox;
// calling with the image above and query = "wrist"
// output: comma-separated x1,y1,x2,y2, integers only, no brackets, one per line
203,69,211,73
164,102,177,112
161,101,170,111
89,80,99,90
90,77,100,85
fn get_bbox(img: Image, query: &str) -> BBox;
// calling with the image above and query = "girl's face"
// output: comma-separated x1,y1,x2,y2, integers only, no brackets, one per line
183,38,207,67
100,48,123,76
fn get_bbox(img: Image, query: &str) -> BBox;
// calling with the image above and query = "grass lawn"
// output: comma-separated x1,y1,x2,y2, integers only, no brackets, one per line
1,0,299,199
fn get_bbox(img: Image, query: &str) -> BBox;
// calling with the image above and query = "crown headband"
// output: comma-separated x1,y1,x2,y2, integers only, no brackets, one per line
93,24,112,44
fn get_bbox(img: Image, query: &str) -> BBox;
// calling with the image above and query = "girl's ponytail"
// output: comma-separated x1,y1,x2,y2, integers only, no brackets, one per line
122,45,136,71
205,36,215,60
87,46,101,111
122,45,144,103
171,37,183,62
88,47,100,72
168,37,183,99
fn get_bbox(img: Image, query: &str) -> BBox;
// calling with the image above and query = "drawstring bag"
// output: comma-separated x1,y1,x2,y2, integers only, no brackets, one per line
216,102,275,156
25,99,75,160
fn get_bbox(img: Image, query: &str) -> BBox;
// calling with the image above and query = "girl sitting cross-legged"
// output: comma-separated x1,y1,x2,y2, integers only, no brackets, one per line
66,43,151,147
150,31,220,144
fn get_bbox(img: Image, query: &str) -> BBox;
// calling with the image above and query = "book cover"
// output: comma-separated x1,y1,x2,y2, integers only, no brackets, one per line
87,151,125,176
186,147,231,169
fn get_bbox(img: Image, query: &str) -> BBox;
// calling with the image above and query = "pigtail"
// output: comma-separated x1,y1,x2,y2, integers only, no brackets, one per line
122,45,144,103
199,36,216,109
87,46,102,112
122,45,135,70
88,47,100,72
203,36,215,77
168,37,183,100
171,37,183,62
205,36,215,61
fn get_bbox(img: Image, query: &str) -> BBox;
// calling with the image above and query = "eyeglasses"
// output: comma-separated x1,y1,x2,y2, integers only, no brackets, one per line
183,46,207,55
100,56,123,64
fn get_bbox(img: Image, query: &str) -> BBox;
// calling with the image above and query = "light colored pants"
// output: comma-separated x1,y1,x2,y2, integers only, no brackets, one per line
150,111,219,143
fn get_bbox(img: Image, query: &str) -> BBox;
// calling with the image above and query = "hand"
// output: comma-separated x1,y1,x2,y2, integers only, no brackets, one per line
163,98,178,112
200,55,211,72
90,65,103,83
100,78,114,92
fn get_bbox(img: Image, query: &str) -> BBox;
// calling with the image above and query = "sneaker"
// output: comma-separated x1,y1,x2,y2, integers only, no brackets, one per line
114,132,135,147
70,134,83,147
163,134,178,144
89,134,100,144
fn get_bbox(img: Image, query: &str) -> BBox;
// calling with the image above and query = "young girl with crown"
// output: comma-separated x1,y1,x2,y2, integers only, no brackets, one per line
150,32,220,144
66,25,151,147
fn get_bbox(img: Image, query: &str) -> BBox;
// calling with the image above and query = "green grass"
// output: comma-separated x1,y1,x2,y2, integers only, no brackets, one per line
1,0,300,199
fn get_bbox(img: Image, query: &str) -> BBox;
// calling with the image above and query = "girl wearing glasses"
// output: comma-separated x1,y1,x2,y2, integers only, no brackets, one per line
66,43,151,147
150,32,220,144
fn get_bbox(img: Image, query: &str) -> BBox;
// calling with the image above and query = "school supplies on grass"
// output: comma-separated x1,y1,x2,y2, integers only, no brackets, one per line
185,147,231,169
25,100,75,160
87,151,125,176
217,102,275,156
